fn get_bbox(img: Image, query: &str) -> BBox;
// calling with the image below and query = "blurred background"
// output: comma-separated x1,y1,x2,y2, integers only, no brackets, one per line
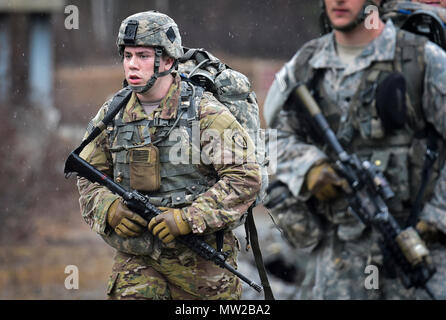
0,0,320,299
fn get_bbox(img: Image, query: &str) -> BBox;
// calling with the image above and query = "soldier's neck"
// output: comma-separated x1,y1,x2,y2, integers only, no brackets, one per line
137,74,174,103
334,20,385,47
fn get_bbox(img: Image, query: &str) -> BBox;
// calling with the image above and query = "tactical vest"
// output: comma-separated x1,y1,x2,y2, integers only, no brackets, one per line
293,30,442,221
100,80,220,258
109,81,217,207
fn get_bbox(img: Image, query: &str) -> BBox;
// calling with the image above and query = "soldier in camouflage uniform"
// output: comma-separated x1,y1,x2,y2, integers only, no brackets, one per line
264,0,446,299
77,11,261,300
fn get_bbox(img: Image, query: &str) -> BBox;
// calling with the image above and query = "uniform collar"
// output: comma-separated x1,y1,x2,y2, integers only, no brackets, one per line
309,20,397,75
122,73,181,123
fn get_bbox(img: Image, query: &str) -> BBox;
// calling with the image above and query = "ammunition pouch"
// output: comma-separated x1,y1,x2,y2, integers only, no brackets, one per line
129,144,161,192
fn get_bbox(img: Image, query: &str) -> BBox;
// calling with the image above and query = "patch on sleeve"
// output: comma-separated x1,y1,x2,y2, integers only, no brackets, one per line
231,131,248,150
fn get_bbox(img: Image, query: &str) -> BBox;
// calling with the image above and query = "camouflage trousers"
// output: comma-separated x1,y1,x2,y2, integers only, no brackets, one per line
267,194,446,300
294,230,446,300
106,240,242,300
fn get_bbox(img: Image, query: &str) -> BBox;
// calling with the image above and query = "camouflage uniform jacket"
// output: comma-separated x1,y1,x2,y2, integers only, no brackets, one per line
268,21,446,298
77,73,261,261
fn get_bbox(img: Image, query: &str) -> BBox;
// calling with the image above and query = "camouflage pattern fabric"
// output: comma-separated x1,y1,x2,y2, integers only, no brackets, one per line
116,11,183,59
266,20,446,299
178,50,269,203
77,73,261,299
382,1,446,24
214,69,268,203
107,232,242,300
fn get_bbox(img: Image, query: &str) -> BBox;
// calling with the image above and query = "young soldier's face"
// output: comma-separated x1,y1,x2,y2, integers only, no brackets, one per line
123,46,173,87
412,0,445,7
324,0,368,30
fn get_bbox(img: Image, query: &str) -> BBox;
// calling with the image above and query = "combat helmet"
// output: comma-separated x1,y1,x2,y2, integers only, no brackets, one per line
117,11,183,93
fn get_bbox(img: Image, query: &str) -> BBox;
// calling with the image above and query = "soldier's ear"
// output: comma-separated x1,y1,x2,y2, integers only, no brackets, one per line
162,55,175,71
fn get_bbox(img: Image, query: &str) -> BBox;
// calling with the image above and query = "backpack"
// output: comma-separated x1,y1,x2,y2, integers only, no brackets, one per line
178,47,269,203
178,48,274,299
382,1,446,50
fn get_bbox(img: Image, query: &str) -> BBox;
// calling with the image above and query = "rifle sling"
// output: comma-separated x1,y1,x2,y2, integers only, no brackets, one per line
246,206,276,300
75,87,133,155
406,125,440,227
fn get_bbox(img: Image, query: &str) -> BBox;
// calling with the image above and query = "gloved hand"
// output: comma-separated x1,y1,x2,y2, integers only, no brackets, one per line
306,161,348,202
416,220,439,244
148,207,192,244
107,199,148,238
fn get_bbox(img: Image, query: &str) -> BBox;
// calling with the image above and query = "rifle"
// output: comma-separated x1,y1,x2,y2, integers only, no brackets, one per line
64,150,262,293
63,89,262,294
294,84,437,299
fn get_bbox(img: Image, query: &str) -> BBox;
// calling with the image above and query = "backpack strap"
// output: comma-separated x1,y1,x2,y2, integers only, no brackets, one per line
179,47,210,64
395,29,427,133
265,38,321,128
288,38,323,92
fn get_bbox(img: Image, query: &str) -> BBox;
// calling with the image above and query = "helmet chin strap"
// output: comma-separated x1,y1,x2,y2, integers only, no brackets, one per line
129,47,178,94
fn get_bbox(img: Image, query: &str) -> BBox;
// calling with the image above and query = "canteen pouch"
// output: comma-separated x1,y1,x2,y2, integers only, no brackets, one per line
129,145,161,192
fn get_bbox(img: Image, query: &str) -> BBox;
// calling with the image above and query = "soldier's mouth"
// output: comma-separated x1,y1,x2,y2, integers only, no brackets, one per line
332,8,350,17
128,75,142,84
